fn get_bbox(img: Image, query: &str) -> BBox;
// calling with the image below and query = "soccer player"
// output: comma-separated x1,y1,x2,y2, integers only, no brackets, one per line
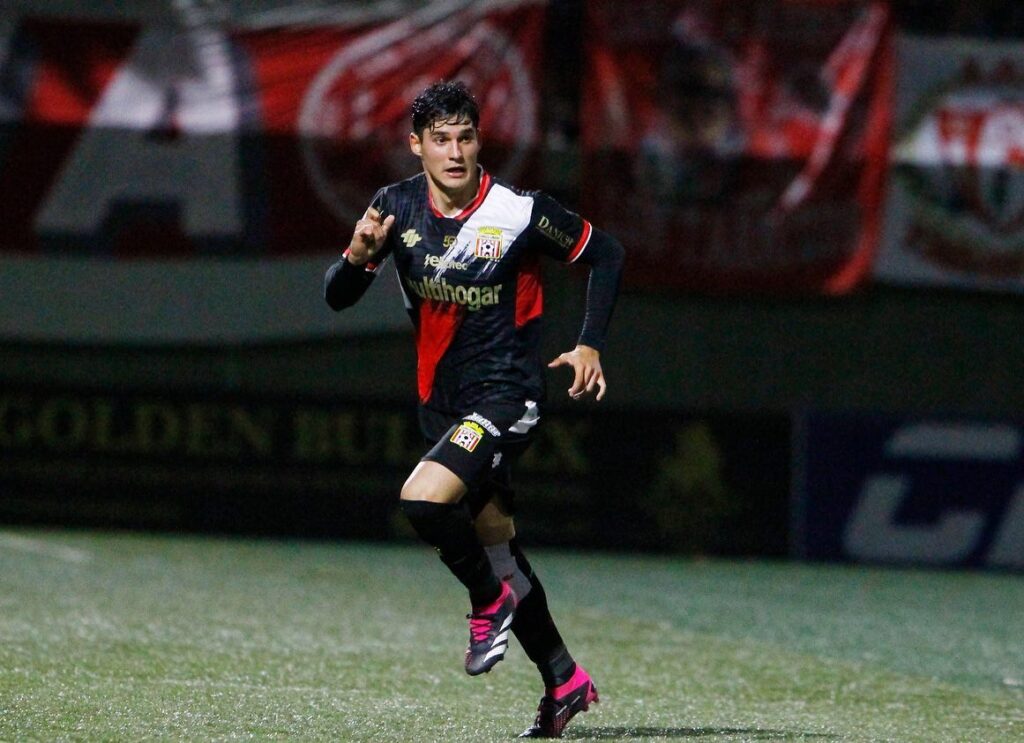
324,81,624,738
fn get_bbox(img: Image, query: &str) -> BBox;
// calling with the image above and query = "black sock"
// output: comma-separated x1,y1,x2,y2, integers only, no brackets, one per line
400,499,501,606
509,539,577,688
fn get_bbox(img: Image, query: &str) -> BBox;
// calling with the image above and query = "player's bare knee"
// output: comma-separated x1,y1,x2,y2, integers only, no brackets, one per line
399,477,427,502
401,461,466,503
400,479,451,503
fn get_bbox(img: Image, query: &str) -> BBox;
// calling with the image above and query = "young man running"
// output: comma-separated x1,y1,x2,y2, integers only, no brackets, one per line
324,81,624,738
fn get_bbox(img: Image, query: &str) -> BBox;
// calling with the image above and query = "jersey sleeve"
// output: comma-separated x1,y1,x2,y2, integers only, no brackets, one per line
324,187,395,311
572,224,625,351
526,191,625,352
526,191,594,263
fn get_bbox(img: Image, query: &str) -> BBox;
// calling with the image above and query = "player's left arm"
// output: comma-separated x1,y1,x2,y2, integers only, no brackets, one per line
547,226,625,401
527,192,625,401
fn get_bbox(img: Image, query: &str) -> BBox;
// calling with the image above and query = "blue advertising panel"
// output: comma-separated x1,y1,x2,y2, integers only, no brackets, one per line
795,412,1024,569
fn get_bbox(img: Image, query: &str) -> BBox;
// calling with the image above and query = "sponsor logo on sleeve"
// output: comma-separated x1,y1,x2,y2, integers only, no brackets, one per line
536,215,575,250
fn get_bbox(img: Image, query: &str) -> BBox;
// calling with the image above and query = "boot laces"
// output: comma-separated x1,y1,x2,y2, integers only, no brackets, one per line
468,612,496,644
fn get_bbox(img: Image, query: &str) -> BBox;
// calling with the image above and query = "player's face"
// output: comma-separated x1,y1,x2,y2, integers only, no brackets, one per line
410,118,481,202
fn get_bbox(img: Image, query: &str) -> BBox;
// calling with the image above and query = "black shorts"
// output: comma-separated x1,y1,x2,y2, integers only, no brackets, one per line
419,401,541,516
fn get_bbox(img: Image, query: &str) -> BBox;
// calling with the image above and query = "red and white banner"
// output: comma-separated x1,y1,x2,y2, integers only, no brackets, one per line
0,1,545,343
877,35,1024,292
581,0,893,293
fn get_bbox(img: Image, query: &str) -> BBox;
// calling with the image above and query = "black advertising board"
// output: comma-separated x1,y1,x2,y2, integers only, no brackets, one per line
0,387,790,555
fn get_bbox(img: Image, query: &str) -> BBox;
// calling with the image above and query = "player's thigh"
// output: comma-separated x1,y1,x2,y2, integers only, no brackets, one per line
400,460,467,504
417,402,538,509
420,408,515,490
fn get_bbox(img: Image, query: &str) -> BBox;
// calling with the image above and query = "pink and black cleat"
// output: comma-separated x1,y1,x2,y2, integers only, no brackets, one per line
519,664,600,738
464,581,517,676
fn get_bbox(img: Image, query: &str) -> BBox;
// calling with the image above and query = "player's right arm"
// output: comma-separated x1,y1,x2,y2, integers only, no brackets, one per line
324,195,396,311
346,206,395,266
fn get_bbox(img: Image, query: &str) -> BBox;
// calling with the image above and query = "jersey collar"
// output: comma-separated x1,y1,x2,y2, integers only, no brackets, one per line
427,167,492,221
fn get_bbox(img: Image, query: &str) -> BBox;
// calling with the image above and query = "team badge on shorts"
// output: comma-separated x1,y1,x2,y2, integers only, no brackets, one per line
451,420,485,452
475,227,504,260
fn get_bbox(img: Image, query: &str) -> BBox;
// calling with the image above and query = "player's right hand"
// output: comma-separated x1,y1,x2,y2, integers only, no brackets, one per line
347,207,395,265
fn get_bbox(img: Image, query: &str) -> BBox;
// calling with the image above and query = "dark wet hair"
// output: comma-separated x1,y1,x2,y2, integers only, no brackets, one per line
410,81,480,136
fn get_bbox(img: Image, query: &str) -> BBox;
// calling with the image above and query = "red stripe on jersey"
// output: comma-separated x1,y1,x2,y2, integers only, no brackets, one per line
415,300,465,404
515,253,543,328
427,171,493,220
566,220,593,263
427,190,444,219
455,171,492,220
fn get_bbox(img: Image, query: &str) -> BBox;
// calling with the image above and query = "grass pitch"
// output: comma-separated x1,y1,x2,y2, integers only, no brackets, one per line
0,529,1022,742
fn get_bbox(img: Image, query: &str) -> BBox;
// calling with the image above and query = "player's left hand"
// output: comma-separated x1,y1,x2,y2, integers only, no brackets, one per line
548,344,607,401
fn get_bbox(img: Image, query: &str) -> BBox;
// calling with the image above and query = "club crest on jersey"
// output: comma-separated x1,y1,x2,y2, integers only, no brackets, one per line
451,421,485,452
443,235,457,249
475,227,504,260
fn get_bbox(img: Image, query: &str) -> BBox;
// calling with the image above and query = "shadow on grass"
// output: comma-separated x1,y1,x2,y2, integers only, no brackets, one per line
565,727,837,740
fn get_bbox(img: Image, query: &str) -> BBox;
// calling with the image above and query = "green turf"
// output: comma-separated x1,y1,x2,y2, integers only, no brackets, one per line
0,529,1022,742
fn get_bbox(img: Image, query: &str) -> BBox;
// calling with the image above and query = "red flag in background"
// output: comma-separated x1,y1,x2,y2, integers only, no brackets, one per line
581,0,893,293
245,1,545,233
0,2,545,343
0,3,545,259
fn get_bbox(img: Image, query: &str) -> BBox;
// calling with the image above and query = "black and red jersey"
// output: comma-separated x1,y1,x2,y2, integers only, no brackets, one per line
325,168,623,417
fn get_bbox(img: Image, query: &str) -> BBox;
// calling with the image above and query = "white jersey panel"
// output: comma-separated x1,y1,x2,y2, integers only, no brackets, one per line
431,183,533,281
